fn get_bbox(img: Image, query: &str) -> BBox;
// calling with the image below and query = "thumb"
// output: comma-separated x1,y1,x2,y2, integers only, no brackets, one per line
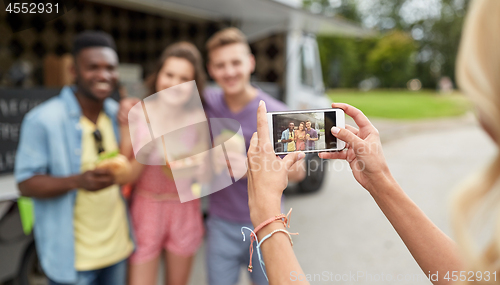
282,151,306,170
331,127,362,145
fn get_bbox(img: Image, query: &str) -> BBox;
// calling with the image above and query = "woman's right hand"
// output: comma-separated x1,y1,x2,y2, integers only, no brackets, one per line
318,103,395,195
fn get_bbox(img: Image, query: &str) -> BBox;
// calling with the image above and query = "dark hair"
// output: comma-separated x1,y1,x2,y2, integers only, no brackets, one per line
145,42,206,105
72,31,116,57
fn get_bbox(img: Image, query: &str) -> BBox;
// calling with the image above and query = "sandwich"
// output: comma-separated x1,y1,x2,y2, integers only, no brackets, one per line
95,150,132,185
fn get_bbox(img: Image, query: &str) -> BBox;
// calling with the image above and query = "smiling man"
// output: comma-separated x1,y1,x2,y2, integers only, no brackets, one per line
281,122,296,152
15,31,133,285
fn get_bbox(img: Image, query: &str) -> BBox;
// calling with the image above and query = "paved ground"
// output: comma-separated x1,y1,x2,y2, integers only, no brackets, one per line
169,113,496,285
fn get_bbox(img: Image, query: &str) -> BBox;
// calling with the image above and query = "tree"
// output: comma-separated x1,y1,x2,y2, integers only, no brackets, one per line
317,36,377,88
305,0,471,89
303,0,360,22
415,0,470,88
367,31,417,88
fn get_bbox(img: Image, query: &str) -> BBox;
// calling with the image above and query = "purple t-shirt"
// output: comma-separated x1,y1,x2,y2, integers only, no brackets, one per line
204,87,287,223
305,128,318,149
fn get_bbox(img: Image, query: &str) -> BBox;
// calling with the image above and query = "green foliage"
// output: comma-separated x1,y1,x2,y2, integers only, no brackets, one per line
317,36,377,88
303,0,360,22
308,0,471,90
328,90,470,119
415,0,470,88
317,37,357,88
367,31,417,88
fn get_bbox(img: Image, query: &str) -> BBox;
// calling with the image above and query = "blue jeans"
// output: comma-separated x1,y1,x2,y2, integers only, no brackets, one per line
48,259,127,285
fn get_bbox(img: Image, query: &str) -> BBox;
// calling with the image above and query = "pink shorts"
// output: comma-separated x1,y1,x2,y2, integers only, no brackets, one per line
128,195,204,264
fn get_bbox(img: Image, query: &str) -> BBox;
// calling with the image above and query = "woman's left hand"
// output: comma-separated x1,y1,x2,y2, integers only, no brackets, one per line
247,101,305,227
118,97,141,126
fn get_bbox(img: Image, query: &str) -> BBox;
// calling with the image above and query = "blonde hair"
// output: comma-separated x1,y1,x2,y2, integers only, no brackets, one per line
206,27,250,56
453,0,500,279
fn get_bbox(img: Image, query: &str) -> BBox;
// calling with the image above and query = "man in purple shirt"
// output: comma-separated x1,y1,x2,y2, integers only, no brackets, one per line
304,120,319,151
204,28,305,285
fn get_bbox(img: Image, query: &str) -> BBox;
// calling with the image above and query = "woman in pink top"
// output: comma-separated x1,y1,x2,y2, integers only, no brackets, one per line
295,122,306,151
120,42,206,285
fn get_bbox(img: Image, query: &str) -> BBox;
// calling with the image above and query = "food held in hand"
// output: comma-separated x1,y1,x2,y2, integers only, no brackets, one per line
95,151,132,184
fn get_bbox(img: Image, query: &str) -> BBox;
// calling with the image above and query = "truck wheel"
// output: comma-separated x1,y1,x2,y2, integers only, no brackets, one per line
297,154,326,193
16,243,48,285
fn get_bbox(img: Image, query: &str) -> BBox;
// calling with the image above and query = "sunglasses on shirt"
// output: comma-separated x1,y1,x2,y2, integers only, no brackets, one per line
93,129,105,154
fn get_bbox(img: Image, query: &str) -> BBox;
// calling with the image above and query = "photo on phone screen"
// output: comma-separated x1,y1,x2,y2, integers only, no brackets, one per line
268,109,345,154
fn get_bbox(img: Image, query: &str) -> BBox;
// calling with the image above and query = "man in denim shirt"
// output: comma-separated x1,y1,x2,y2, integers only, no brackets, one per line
14,31,133,285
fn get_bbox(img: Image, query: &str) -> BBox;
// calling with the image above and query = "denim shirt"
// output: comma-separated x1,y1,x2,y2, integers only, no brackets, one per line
14,86,133,283
280,128,292,151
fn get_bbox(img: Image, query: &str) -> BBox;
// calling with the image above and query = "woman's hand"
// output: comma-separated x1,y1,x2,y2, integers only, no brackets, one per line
118,97,141,126
318,103,395,195
247,101,305,227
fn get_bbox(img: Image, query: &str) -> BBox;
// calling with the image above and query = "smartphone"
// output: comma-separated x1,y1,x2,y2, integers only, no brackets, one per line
267,108,346,155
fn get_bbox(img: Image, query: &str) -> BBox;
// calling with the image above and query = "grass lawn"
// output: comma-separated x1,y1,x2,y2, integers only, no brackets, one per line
328,89,471,120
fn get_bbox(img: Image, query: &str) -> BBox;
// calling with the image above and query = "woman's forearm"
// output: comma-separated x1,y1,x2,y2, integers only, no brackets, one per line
119,125,145,184
372,180,464,284
119,125,134,159
252,204,309,285
125,159,145,184
258,222,308,285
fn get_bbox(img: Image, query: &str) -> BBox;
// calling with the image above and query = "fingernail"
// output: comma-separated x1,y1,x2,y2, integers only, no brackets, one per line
331,127,340,134
298,152,305,160
259,100,264,106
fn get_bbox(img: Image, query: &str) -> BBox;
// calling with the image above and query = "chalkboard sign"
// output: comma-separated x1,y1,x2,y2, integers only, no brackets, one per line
0,88,61,174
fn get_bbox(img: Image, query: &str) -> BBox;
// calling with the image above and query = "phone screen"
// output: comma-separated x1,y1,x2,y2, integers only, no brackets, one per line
271,110,339,154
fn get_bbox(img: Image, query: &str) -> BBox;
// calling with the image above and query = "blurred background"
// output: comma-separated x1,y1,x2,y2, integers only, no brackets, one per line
1,0,493,284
